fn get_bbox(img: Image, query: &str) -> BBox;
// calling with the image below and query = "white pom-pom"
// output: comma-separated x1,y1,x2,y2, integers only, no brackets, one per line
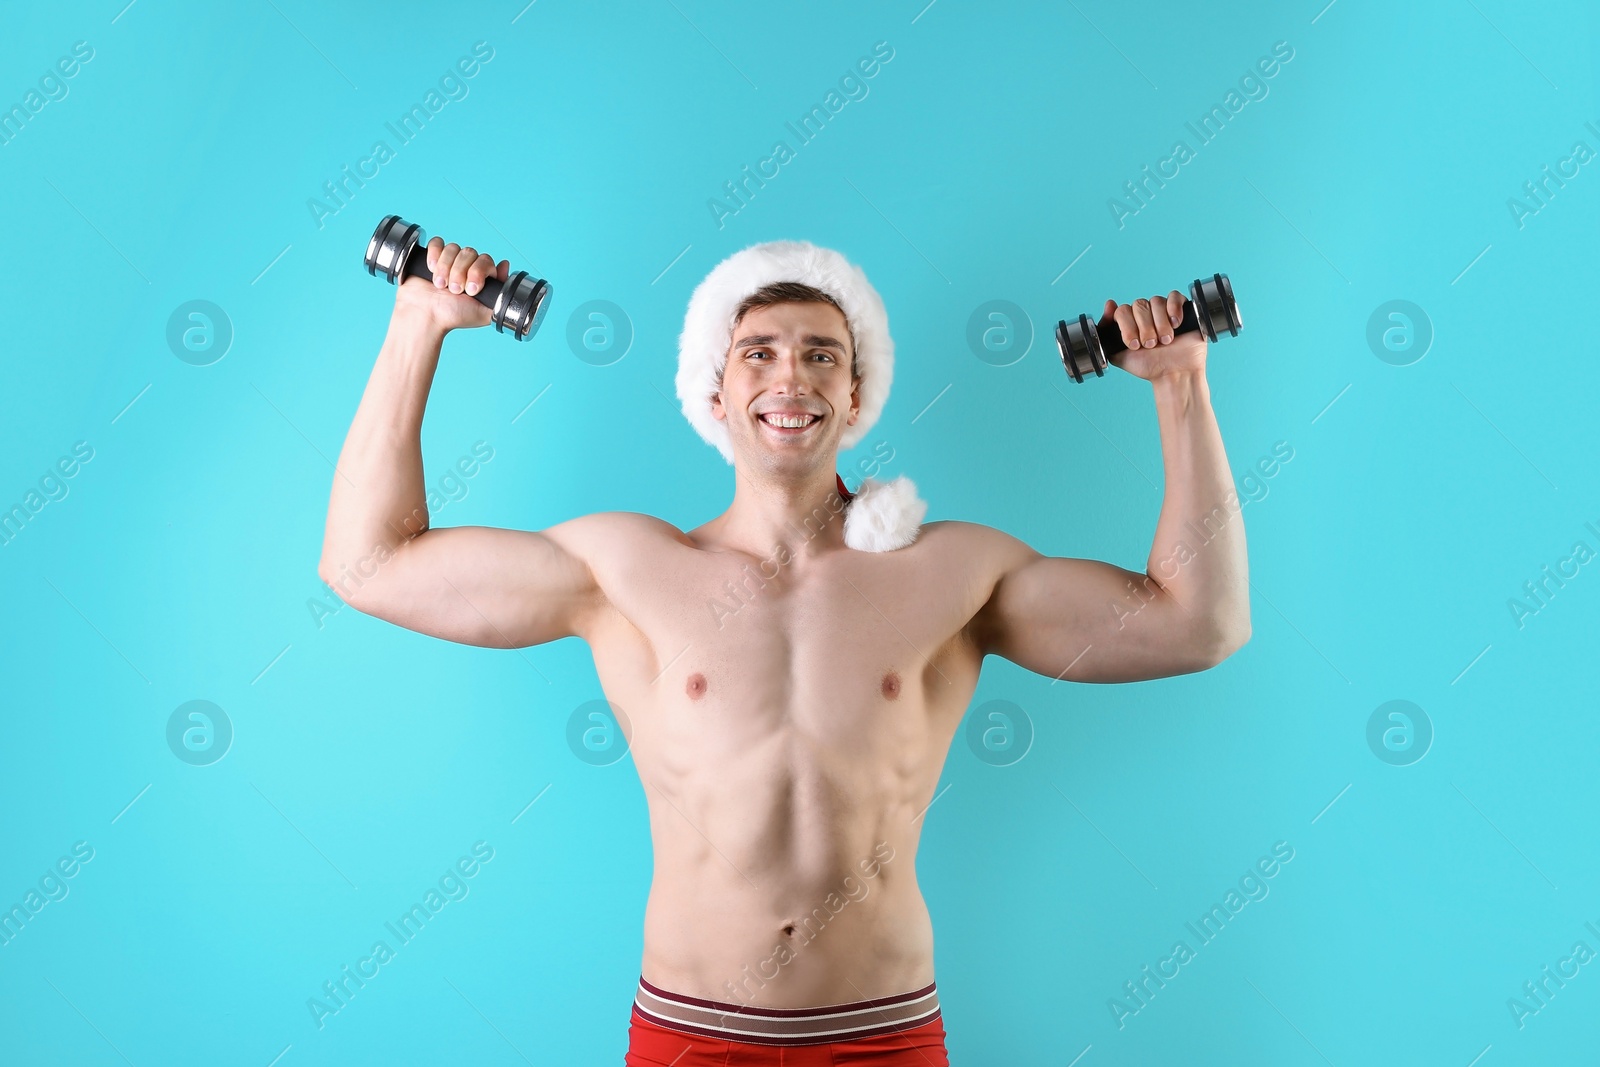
843,475,927,552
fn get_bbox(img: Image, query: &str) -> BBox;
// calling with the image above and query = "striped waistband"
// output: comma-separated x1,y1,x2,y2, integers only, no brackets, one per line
632,976,941,1046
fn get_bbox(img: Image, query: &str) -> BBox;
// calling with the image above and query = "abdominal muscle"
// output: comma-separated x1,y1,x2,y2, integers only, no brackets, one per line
634,727,940,1008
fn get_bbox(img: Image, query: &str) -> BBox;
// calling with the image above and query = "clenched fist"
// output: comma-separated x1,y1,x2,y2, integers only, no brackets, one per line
1100,292,1206,381
394,236,512,333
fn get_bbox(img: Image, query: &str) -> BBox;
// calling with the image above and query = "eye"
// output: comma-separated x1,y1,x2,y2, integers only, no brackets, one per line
745,348,837,362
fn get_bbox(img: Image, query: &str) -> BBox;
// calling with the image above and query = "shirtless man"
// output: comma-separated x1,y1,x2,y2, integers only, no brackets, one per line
319,234,1250,1064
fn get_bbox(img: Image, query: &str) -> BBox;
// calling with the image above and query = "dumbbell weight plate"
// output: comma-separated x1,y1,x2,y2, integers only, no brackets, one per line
1190,272,1242,342
1056,313,1107,384
365,215,422,284
490,270,552,340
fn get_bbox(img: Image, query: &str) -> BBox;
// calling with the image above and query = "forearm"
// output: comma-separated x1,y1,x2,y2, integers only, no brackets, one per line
1143,369,1250,650
319,306,447,582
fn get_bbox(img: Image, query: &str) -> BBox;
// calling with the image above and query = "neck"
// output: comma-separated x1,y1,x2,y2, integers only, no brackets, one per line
712,461,850,559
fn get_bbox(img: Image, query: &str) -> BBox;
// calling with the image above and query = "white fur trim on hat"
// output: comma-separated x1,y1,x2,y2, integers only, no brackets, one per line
677,240,926,552
843,475,928,552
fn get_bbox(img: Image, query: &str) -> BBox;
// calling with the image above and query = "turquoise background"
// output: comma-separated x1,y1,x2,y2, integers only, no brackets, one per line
2,0,1597,1063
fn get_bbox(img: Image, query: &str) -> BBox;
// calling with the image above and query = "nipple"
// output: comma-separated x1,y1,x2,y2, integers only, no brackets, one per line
881,670,902,700
686,672,708,700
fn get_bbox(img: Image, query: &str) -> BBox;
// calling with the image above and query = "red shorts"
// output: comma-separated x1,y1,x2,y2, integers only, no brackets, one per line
624,976,950,1066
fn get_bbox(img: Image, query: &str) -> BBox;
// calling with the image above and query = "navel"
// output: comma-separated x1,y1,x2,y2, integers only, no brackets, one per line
881,670,902,700
685,672,708,700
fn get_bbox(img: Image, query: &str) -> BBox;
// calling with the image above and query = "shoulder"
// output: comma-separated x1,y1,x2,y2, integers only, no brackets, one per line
909,521,1045,611
911,521,1048,654
914,519,1040,569
543,510,694,554
538,512,696,640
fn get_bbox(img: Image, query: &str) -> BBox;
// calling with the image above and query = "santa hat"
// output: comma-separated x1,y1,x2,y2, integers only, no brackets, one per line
676,240,927,552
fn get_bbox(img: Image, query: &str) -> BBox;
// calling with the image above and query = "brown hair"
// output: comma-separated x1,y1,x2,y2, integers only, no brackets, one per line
722,282,859,384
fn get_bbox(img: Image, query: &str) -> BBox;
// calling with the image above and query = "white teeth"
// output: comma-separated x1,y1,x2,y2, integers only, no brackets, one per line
761,414,817,429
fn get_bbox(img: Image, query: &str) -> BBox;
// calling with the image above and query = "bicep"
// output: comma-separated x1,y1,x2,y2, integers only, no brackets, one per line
973,549,1213,683
333,520,604,649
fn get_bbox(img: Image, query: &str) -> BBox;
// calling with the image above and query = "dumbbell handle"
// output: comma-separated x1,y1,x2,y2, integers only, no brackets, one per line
1096,298,1201,361
397,239,510,312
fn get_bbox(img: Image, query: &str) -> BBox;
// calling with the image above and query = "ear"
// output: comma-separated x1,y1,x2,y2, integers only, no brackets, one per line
846,375,861,426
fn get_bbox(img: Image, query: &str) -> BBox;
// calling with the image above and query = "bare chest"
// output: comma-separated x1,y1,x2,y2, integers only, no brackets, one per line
588,541,985,765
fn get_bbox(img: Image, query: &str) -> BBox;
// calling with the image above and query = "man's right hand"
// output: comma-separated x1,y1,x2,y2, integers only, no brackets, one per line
393,236,512,333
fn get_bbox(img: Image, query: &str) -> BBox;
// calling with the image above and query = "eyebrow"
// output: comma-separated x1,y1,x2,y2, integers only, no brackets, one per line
733,333,847,352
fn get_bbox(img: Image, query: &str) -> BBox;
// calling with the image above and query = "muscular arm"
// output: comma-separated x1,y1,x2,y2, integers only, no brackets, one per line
970,312,1250,682
317,244,604,648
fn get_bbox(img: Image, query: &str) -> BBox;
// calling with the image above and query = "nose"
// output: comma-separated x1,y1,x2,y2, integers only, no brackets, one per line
770,349,807,394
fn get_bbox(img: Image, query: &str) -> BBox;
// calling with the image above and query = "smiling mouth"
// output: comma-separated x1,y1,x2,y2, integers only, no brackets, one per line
758,413,822,433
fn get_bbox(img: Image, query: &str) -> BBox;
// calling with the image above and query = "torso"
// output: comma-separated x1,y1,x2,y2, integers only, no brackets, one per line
579,516,997,1009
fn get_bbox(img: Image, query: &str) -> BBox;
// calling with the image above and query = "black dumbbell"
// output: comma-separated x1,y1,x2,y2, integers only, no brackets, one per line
1056,272,1242,383
364,214,553,341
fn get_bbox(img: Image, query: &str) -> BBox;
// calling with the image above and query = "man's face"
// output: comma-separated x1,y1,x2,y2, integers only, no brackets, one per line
711,301,860,477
